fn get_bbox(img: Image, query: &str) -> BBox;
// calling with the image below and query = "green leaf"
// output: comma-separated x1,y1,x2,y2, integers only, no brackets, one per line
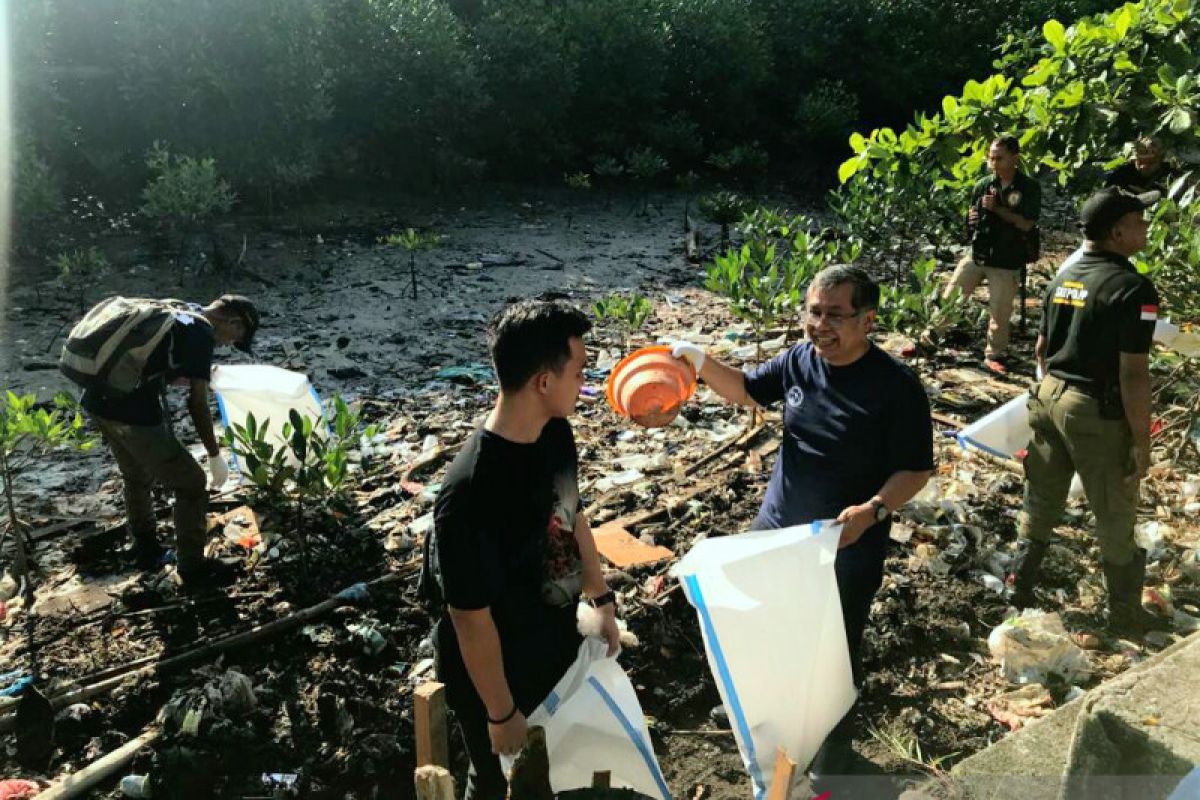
1044,20,1067,53
1166,107,1192,133
837,157,861,184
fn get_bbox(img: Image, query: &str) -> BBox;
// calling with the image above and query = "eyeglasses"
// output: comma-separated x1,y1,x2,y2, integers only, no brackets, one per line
802,309,863,327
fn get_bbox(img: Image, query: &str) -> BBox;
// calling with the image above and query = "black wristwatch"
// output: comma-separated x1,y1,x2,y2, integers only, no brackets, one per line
869,497,890,523
589,590,616,608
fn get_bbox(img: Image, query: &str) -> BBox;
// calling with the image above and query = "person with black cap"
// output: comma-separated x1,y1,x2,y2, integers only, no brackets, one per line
1011,188,1171,636
79,294,259,587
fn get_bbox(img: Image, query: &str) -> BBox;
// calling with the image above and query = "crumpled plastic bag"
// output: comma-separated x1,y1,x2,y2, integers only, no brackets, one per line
0,779,41,799
987,610,1090,685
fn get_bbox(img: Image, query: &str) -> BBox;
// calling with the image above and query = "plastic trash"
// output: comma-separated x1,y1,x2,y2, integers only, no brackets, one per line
0,780,41,800
347,622,386,656
1155,319,1180,346
334,583,370,604
957,395,1032,461
606,345,697,429
500,638,668,800
987,610,1091,685
1134,521,1169,561
120,774,151,797
212,365,326,471
672,521,856,799
1168,766,1200,800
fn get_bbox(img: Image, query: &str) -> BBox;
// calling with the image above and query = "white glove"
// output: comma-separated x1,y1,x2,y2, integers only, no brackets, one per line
670,341,706,375
207,453,230,489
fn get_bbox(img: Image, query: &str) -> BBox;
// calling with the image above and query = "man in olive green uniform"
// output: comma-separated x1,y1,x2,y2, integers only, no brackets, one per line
944,135,1041,373
1012,187,1169,636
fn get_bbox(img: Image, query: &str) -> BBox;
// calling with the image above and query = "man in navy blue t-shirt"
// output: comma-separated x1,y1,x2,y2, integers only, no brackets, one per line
673,265,934,776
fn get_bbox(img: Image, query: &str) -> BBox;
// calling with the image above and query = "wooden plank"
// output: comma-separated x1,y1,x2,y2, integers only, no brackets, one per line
414,765,455,800
593,523,674,568
414,682,449,768
766,747,797,800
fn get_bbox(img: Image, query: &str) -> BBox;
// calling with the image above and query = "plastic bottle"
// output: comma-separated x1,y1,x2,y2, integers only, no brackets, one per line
120,774,151,797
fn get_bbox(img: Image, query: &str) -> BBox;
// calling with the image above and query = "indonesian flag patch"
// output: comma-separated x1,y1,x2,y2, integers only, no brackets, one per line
1141,304,1158,321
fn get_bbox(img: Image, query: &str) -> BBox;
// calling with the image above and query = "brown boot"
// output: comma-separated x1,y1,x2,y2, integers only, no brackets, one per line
1102,549,1172,638
1010,538,1049,609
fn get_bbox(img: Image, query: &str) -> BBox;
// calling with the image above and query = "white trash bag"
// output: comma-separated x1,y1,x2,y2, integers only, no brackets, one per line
502,637,670,800
957,394,1033,461
987,610,1090,685
212,365,326,471
672,521,856,800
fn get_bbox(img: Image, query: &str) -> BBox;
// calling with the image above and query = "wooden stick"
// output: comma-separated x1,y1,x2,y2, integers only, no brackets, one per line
507,726,553,800
414,682,449,768
415,765,456,800
36,727,160,800
766,747,797,800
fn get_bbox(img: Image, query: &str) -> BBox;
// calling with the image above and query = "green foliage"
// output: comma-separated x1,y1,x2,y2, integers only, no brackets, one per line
876,258,974,349
705,209,855,345
592,291,654,344
698,191,751,248
223,396,375,570
658,0,772,142
139,143,235,227
11,0,1131,195
14,142,62,228
1134,173,1200,320
834,0,1199,258
626,146,668,214
379,228,443,299
706,143,769,187
51,247,109,312
793,80,860,148
564,172,592,191
0,392,96,575
470,0,577,172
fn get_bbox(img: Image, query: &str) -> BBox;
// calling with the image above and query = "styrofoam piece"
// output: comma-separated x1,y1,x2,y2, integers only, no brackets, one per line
502,637,670,800
671,521,856,799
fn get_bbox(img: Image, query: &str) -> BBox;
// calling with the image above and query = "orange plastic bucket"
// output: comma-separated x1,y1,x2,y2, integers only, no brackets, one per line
606,345,697,428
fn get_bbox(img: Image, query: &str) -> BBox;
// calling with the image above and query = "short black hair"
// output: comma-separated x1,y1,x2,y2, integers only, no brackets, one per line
808,264,880,311
991,135,1020,155
488,299,591,392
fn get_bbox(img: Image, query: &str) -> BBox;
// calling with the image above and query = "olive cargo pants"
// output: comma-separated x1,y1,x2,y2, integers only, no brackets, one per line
1020,375,1139,566
94,416,208,572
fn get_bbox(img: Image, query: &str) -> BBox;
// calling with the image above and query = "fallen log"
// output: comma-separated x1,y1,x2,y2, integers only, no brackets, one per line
35,726,160,800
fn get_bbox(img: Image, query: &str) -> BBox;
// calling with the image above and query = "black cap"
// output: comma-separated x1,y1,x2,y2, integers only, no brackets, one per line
217,294,259,353
1081,187,1160,241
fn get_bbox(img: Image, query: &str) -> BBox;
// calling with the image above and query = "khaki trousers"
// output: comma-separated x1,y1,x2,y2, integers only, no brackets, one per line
1019,376,1139,566
93,416,208,572
944,255,1019,357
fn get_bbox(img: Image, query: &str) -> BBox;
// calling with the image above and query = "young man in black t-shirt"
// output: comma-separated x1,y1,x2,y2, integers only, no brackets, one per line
1013,188,1170,637
81,295,258,586
427,299,619,800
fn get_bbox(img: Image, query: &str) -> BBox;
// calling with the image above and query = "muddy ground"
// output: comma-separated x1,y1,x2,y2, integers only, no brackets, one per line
1,187,1198,799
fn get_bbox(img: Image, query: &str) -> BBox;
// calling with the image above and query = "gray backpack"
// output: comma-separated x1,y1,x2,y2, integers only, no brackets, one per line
59,297,206,396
